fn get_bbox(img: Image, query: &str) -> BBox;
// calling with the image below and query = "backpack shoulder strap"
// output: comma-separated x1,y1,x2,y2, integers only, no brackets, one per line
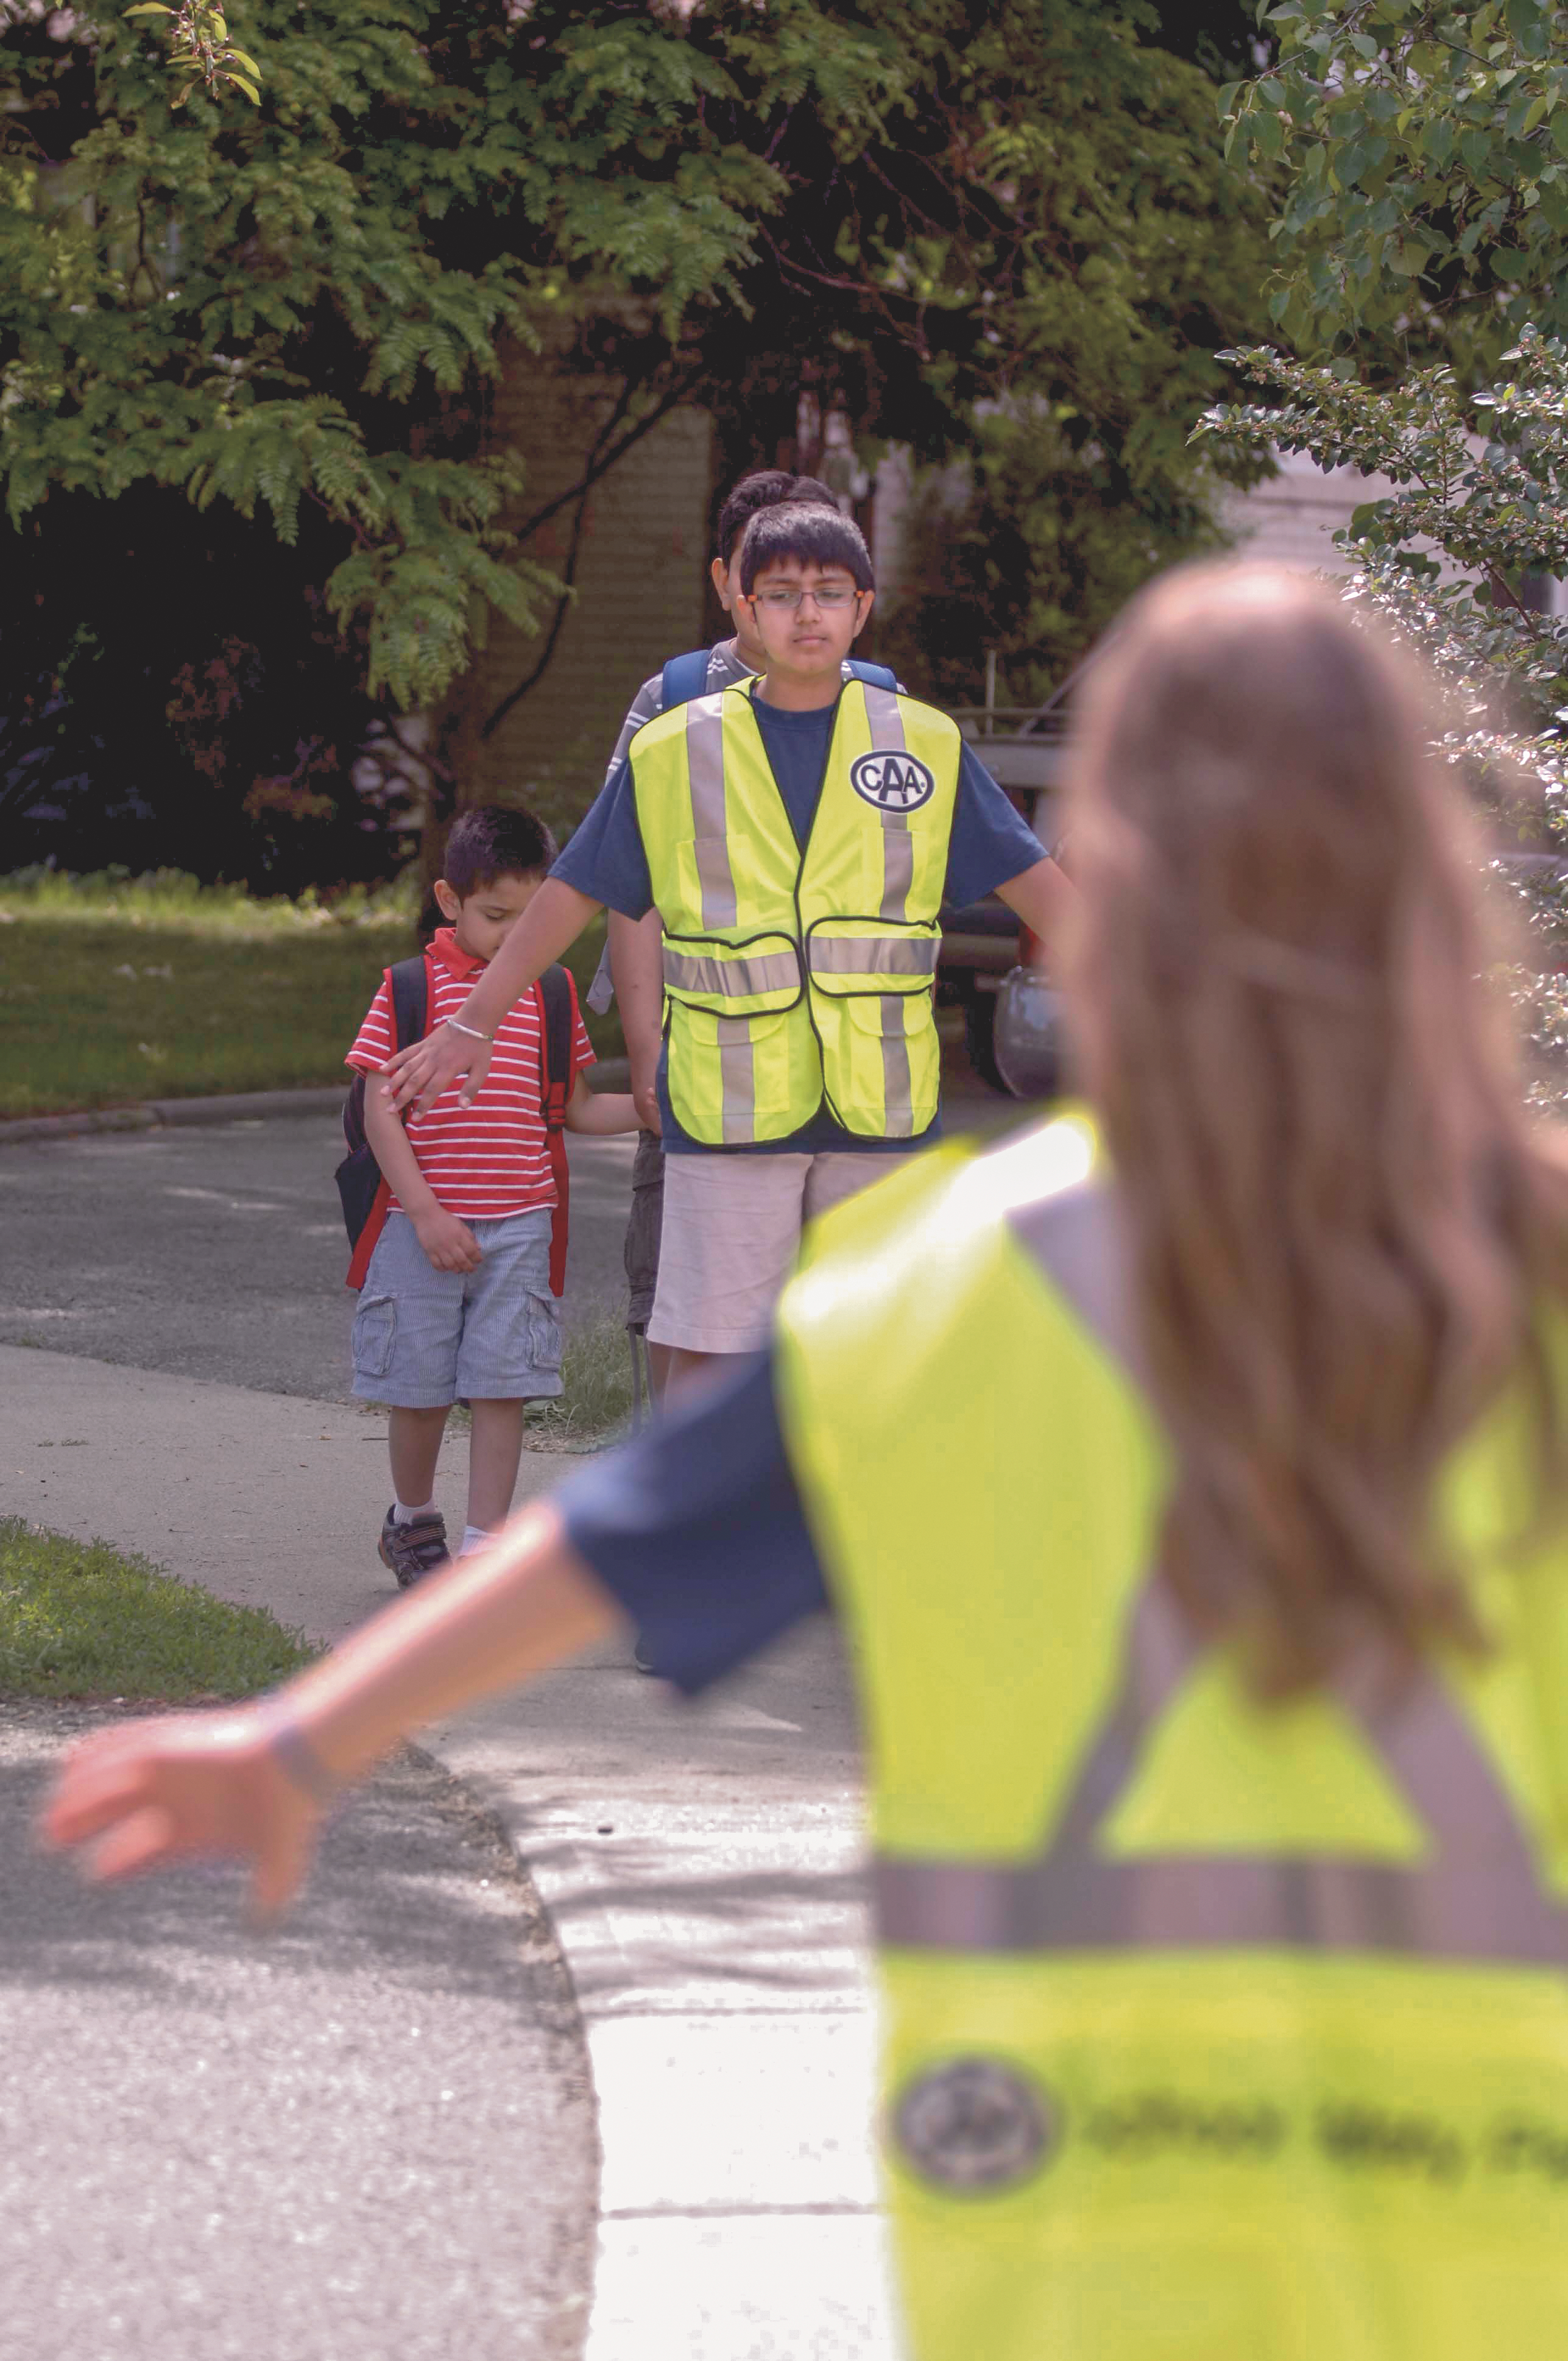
536,963,574,1126
846,658,899,693
660,648,713,710
535,965,574,1299
387,954,429,1052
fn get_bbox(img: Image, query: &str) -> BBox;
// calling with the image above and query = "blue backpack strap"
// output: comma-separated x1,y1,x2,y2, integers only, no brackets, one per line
846,659,899,692
660,648,713,710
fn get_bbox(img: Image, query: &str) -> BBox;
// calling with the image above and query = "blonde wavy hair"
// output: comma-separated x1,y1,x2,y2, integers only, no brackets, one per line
1066,564,1568,1691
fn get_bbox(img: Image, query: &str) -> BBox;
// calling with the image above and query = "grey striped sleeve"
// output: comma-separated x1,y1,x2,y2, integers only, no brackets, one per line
603,671,665,784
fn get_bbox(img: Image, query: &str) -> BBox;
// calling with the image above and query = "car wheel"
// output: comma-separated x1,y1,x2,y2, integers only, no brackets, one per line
962,992,1010,1094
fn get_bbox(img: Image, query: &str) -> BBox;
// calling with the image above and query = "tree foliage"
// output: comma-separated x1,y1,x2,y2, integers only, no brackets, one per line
1223,0,1568,376
1,0,1274,876
505,0,1276,705
1199,331,1568,761
1198,330,1568,1106
0,0,786,706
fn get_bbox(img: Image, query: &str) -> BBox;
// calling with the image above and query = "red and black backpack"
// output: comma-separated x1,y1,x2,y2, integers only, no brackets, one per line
336,956,575,1295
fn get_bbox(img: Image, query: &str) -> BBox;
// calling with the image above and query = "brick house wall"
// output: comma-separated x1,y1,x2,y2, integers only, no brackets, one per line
445,345,714,842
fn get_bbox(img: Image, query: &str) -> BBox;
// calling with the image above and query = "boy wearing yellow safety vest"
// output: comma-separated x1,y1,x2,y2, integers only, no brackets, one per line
380,502,1073,1393
583,467,869,1409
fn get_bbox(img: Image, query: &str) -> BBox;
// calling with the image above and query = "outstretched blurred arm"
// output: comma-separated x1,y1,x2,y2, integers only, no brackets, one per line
41,1504,620,1922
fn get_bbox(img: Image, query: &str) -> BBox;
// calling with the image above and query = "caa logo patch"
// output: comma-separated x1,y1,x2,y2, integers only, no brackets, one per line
850,749,936,813
892,2058,1055,2193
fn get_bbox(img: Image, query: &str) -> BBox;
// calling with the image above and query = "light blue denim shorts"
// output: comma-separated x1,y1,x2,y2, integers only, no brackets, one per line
351,1208,563,1407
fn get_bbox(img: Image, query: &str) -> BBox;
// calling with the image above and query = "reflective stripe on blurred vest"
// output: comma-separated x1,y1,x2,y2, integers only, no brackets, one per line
774,1114,1568,2361
628,677,961,1144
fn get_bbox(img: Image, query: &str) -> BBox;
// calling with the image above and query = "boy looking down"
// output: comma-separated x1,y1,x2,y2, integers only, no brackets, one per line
382,507,1073,1390
347,805,638,1586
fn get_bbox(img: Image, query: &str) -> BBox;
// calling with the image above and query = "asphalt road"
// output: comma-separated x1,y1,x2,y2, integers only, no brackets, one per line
0,1116,641,1398
0,1074,1016,1400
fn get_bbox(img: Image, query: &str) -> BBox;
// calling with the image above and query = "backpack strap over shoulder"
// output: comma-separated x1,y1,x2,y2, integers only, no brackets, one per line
660,648,713,710
341,952,433,1291
387,953,429,1052
846,658,899,692
535,963,574,1298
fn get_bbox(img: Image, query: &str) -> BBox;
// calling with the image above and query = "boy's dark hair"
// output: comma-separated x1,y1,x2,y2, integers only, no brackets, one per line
738,503,875,595
714,470,842,564
442,804,557,899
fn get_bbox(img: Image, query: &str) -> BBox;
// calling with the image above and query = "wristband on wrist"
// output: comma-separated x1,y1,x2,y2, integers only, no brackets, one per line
445,1016,492,1044
263,1701,342,1810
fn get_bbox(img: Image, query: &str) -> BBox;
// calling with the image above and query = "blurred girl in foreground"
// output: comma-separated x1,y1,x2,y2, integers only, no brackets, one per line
46,567,1568,2357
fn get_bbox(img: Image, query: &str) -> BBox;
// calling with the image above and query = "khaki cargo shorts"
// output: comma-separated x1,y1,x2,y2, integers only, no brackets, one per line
646,1148,917,1356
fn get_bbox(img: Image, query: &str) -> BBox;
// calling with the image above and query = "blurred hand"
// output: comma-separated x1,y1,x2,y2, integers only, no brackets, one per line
382,1024,492,1114
414,1208,481,1273
40,1708,320,1927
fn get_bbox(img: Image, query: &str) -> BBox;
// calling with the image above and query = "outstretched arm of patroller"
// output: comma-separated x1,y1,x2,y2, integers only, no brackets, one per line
40,1503,621,1925
382,877,604,1114
994,855,1076,968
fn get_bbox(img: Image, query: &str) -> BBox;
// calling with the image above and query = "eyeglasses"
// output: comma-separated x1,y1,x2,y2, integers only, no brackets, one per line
747,585,861,612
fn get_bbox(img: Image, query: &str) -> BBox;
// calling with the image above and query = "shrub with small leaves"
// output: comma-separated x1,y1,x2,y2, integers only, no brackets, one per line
1196,327,1568,1107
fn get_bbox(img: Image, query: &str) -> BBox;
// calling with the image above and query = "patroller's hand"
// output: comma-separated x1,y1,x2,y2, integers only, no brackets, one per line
383,1021,493,1115
40,1708,320,1927
414,1207,482,1273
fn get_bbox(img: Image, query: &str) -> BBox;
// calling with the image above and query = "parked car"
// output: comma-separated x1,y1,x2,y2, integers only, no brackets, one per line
939,695,1072,1092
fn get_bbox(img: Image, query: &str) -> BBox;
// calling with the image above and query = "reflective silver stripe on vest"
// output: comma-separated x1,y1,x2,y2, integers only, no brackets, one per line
664,947,800,1000
686,696,737,930
872,1173,1568,1969
716,1012,755,1143
856,685,915,1127
807,936,940,978
878,997,914,1136
864,685,916,924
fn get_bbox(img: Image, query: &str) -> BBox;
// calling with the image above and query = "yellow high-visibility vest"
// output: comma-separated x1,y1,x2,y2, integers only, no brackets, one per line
628,676,961,1144
775,1113,1568,2360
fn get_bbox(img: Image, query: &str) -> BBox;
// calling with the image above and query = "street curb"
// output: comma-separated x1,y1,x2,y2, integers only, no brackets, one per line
0,1061,632,1150
0,1086,345,1148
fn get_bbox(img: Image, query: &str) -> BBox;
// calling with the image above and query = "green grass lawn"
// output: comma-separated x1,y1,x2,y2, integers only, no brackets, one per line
0,869,621,1119
0,1518,314,1702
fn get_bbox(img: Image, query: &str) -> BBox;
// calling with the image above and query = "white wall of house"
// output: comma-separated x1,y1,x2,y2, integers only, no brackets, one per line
1218,445,1399,576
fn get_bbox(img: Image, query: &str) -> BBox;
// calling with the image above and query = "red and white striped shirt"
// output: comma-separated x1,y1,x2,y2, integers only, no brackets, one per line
346,928,593,1221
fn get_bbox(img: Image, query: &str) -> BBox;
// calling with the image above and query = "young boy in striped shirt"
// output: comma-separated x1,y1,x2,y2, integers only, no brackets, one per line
347,806,640,1587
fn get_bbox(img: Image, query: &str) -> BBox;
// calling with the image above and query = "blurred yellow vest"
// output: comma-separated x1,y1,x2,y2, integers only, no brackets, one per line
629,676,960,1144
775,1114,1568,2361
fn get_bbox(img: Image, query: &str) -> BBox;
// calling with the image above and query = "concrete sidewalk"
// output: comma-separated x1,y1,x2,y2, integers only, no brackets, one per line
3,1345,902,2359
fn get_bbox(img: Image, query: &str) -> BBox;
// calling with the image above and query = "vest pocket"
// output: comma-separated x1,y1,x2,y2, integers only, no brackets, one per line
805,915,941,998
662,930,803,1014
666,1005,816,1144
818,989,941,1139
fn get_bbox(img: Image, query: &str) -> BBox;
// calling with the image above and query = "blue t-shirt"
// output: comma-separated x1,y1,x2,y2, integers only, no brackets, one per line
555,1350,826,1693
552,688,1048,1155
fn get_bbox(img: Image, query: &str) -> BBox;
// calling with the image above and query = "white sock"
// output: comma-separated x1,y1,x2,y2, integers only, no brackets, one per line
459,1524,492,1557
394,1498,437,1525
